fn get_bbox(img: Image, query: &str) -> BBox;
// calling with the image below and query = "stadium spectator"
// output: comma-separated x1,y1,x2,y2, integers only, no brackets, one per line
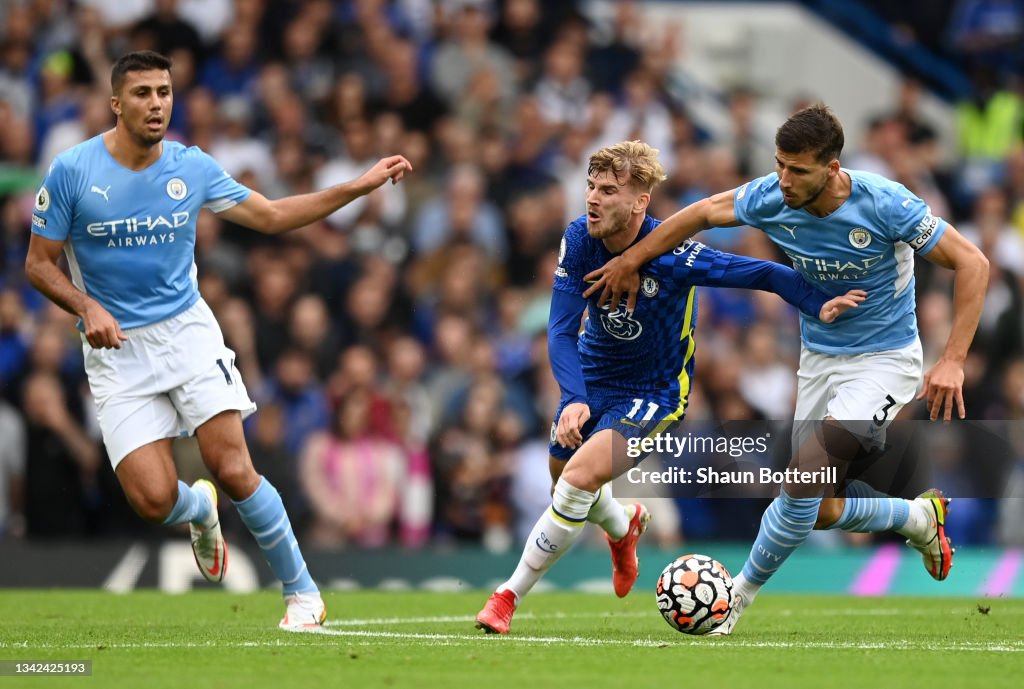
0,391,25,539
431,0,517,110
21,371,100,538
199,21,261,97
299,387,415,548
411,163,506,259
131,0,205,68
0,0,1019,554
256,349,330,457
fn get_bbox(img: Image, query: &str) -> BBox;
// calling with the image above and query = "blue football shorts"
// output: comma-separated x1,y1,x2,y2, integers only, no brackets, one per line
548,390,685,462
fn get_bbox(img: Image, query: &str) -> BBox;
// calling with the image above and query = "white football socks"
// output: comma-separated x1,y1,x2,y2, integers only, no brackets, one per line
731,572,760,606
587,483,630,541
895,498,931,541
497,477,595,599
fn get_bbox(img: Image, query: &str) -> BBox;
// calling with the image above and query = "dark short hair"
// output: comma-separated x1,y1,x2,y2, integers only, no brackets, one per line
111,51,172,94
775,103,844,164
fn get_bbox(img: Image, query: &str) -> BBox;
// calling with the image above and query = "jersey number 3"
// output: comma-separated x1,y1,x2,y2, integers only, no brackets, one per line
872,394,897,427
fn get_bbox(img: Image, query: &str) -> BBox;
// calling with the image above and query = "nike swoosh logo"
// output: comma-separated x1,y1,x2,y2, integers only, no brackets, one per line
619,419,642,428
208,539,222,577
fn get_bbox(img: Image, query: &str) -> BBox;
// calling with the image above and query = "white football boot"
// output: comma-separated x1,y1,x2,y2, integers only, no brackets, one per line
707,589,748,636
189,479,227,582
279,592,327,632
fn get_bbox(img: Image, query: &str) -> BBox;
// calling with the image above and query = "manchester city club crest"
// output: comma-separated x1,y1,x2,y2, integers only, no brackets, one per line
641,275,659,297
849,227,872,248
166,178,188,200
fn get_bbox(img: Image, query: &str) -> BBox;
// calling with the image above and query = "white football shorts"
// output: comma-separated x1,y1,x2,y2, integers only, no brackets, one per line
792,337,923,451
83,298,256,468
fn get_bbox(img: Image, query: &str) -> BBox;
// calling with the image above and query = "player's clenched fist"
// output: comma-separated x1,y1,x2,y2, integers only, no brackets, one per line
556,402,591,449
81,300,128,349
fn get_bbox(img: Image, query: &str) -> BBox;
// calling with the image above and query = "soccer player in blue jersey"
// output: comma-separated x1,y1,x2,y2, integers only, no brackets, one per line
24,51,411,630
475,140,865,634
585,105,990,635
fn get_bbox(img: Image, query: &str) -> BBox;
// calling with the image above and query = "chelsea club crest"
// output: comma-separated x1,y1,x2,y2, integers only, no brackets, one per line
641,275,659,298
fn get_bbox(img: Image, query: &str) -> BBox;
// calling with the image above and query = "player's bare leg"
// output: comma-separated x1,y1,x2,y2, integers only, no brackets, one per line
196,411,324,630
821,483,954,581
549,456,646,596
115,438,223,581
810,419,955,580
709,422,838,636
477,430,639,633
115,438,182,523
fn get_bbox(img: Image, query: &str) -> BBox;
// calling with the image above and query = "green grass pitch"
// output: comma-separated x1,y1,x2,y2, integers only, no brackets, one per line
0,591,1019,688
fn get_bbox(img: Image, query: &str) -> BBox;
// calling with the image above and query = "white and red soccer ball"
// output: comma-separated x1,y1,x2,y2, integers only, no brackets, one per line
656,554,734,635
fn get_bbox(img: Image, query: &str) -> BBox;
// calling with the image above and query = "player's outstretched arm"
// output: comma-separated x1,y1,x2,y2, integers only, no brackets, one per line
219,155,412,234
917,226,990,422
25,234,127,349
651,243,866,320
583,189,741,311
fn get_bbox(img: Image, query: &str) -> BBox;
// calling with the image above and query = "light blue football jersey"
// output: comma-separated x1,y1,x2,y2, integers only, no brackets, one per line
31,135,251,329
733,169,947,354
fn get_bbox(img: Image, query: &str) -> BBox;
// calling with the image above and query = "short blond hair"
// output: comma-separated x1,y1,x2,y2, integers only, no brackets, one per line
588,141,667,193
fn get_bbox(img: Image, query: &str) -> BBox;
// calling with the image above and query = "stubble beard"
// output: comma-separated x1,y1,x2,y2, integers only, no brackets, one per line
786,177,829,209
587,207,629,240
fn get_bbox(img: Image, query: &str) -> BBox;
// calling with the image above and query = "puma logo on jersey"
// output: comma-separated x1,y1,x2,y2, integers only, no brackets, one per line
90,185,111,202
779,223,798,238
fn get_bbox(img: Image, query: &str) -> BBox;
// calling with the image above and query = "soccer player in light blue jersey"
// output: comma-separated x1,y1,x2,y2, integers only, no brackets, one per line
24,51,412,630
585,105,989,635
475,141,865,634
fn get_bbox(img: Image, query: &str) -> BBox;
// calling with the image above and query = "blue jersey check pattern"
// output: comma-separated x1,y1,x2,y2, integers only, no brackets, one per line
549,215,830,414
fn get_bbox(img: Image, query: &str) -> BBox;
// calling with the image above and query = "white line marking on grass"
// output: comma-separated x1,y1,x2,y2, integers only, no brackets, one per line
314,629,669,646
773,607,1024,616
7,634,1024,653
326,615,519,626
323,611,653,626
321,607,1022,627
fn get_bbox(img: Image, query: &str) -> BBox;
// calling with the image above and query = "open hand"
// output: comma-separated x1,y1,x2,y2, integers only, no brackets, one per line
583,256,641,312
917,358,966,422
359,155,413,191
819,289,867,323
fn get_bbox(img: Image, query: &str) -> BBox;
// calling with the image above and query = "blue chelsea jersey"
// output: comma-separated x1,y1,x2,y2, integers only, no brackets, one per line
552,215,828,405
734,169,947,354
31,136,251,329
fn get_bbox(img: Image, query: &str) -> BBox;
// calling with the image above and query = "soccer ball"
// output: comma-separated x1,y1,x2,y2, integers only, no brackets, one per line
656,554,733,635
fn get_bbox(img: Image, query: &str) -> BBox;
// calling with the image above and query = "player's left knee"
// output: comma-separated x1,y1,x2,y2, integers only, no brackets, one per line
208,456,258,496
820,420,862,461
814,497,845,529
559,461,606,494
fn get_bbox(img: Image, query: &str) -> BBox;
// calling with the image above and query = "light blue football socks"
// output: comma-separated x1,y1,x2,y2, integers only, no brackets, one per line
162,480,212,526
741,490,821,586
234,477,317,595
828,480,910,532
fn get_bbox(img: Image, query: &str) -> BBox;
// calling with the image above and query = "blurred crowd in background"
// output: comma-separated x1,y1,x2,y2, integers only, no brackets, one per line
1,0,1023,551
